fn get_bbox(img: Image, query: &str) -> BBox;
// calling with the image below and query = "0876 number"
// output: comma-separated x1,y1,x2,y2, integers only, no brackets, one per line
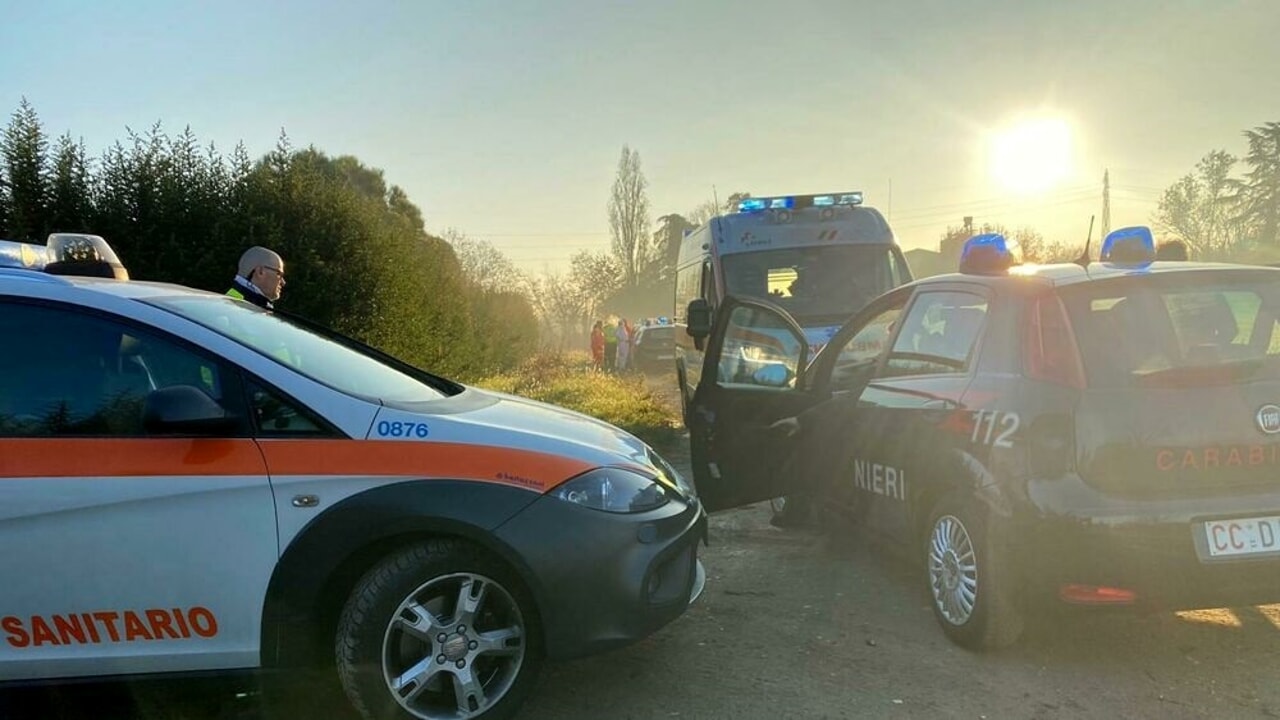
376,421,430,439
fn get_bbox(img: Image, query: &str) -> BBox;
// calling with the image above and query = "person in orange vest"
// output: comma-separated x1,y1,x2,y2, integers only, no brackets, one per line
590,320,605,370
226,246,285,309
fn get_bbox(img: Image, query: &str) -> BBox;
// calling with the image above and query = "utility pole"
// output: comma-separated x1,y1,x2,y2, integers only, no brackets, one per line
1101,170,1112,239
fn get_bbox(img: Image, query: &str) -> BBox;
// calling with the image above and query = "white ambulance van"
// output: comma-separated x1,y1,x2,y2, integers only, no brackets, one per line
673,192,911,416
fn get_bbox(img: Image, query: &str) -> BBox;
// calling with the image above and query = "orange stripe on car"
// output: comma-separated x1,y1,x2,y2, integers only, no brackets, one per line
0,438,595,492
257,439,592,492
0,439,266,478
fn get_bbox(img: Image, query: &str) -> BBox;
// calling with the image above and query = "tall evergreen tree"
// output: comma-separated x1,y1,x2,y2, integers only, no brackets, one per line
1236,122,1280,247
47,134,93,233
1,98,50,241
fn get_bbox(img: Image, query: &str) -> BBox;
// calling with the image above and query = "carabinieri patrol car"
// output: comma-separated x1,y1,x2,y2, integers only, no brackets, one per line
686,226,1280,649
0,235,705,719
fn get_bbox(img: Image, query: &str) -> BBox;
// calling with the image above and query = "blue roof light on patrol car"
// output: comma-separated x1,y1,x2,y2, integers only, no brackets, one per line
1100,225,1156,265
959,232,1018,275
0,239,50,270
0,234,128,279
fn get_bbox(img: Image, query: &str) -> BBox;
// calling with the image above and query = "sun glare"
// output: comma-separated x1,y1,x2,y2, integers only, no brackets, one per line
989,116,1073,195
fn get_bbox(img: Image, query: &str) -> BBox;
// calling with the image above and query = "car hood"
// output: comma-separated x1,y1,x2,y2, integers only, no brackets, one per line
369,386,685,492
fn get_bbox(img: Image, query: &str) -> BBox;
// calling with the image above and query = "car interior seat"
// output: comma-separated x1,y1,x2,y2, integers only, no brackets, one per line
1183,296,1239,365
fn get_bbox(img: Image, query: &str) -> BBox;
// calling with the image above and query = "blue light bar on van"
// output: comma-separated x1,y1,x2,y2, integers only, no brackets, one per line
959,233,1015,275
1100,226,1156,264
812,192,864,207
737,192,863,213
738,197,794,212
0,239,49,270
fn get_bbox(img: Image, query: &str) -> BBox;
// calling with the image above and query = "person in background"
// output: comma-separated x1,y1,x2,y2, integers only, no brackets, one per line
227,246,285,309
603,318,619,372
627,318,639,370
1156,240,1189,261
616,318,633,372
590,320,605,370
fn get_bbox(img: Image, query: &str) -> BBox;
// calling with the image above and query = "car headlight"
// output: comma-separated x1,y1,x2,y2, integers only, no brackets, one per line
647,447,695,499
554,467,670,513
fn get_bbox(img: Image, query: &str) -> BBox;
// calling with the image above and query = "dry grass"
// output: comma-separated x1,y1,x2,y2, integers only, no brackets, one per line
476,351,682,446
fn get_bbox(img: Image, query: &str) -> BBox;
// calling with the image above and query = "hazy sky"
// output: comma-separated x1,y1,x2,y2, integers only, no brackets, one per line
3,0,1278,271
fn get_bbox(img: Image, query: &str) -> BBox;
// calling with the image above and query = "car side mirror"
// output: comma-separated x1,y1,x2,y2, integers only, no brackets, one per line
687,299,712,339
143,385,238,435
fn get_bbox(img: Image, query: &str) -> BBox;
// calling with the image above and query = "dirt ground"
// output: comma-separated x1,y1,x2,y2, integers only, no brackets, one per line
6,373,1280,719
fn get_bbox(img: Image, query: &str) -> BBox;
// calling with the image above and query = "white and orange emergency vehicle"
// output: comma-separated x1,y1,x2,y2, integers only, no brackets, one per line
0,235,706,720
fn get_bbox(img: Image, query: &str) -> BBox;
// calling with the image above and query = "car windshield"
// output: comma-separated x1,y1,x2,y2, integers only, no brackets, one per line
147,295,452,403
640,326,673,342
722,245,900,323
1061,271,1280,387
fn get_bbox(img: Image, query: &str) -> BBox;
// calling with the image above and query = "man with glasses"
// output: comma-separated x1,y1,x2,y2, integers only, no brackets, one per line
226,246,286,309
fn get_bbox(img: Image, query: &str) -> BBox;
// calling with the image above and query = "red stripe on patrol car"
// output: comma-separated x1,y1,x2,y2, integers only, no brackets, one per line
0,439,266,478
0,439,593,492
256,440,592,492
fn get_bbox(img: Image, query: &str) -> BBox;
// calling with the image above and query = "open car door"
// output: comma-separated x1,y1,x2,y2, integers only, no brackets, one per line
688,295,822,512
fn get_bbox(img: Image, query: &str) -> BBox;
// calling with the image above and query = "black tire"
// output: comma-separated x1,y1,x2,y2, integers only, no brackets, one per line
923,498,1024,650
335,539,543,720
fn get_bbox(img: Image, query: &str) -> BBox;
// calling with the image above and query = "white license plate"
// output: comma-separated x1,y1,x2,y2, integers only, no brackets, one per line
1203,516,1280,558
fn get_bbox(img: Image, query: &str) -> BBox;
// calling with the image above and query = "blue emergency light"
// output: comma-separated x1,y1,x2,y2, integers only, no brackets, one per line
737,192,863,213
1100,226,1156,264
812,192,864,207
0,235,129,279
0,239,49,270
959,233,1016,275
738,197,794,212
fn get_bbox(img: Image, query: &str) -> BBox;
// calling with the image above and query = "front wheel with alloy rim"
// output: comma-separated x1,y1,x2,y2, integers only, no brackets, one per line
336,539,543,720
924,499,1023,650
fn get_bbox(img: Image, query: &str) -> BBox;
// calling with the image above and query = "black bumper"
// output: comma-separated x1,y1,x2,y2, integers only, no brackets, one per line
1020,476,1280,610
494,494,707,660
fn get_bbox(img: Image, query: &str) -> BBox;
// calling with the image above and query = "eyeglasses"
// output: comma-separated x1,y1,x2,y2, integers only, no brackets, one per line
260,266,285,280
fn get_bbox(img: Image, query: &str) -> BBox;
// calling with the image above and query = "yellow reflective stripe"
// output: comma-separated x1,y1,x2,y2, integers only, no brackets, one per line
226,287,245,300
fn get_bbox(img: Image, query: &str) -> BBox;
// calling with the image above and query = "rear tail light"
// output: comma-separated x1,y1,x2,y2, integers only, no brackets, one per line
1060,584,1138,605
1023,294,1086,389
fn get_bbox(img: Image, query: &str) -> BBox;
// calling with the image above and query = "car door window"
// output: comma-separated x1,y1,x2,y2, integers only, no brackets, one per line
248,381,328,436
718,304,804,387
0,303,228,437
881,291,988,377
828,303,906,393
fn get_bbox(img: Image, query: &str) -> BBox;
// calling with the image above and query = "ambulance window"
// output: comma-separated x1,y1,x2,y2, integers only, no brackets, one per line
888,250,908,287
247,381,327,436
0,302,232,437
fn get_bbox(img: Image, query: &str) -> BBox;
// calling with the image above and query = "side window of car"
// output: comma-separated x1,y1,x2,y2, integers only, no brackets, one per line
0,302,227,437
881,291,988,377
828,302,906,393
248,381,327,436
717,305,803,387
